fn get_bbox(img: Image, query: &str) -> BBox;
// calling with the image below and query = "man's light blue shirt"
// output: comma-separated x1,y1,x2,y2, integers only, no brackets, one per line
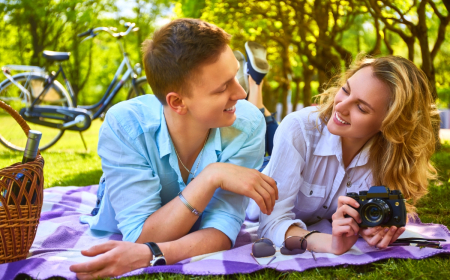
80,94,265,246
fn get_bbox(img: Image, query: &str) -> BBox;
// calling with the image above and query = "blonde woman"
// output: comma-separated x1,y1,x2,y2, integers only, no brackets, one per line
256,55,439,255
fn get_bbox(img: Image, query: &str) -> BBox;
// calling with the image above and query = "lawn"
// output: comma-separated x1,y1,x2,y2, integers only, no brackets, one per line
0,120,449,279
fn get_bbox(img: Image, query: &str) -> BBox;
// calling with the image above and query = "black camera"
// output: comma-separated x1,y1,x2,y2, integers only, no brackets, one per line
346,186,406,228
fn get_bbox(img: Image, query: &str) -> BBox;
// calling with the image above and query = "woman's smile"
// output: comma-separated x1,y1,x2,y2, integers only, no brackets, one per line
334,112,350,125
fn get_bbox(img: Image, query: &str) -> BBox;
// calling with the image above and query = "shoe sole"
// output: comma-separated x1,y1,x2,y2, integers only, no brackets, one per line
233,50,249,93
245,41,269,73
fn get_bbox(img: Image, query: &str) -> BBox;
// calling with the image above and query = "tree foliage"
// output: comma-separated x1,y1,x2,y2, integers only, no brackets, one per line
177,0,450,116
0,0,449,120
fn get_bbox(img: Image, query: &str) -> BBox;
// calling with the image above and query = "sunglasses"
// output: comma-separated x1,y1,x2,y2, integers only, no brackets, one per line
251,236,316,265
389,237,446,249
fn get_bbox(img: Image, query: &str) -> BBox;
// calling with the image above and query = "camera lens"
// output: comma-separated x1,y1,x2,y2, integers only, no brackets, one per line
361,199,391,227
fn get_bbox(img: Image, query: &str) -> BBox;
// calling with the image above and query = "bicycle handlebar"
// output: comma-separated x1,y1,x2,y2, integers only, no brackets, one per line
77,28,93,38
78,23,137,42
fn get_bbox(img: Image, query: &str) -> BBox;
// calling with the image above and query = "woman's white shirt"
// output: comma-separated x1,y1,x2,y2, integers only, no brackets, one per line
251,106,373,247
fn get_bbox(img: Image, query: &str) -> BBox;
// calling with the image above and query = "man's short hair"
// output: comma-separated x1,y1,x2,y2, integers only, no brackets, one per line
142,18,231,105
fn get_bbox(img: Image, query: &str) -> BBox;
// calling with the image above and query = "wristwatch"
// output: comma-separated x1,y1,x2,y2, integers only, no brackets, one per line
144,242,166,266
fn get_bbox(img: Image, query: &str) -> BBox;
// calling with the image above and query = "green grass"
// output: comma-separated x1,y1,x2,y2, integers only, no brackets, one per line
1,123,449,279
0,119,103,188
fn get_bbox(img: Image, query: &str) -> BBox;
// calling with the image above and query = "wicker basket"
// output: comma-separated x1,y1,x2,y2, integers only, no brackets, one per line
0,100,44,264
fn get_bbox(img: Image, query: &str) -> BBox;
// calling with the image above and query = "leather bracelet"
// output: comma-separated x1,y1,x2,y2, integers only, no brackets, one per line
178,191,202,216
303,230,320,239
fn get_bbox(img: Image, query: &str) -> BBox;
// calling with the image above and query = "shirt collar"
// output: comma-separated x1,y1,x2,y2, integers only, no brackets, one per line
313,125,374,168
199,128,222,169
349,137,374,168
156,106,172,159
156,106,223,159
313,126,341,157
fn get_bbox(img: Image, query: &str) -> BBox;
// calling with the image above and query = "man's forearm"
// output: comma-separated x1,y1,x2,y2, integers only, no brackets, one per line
136,164,221,243
158,228,231,264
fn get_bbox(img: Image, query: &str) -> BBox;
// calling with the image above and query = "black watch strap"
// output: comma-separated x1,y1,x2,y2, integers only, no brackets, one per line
144,242,166,266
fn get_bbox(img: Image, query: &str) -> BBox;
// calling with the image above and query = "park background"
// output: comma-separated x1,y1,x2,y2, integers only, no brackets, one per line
1,0,450,279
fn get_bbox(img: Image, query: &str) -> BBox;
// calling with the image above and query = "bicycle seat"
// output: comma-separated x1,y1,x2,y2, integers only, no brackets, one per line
42,50,71,61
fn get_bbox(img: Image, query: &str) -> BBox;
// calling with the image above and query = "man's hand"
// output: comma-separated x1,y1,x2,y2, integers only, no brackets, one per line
359,225,405,249
205,163,278,215
330,196,361,255
69,241,151,280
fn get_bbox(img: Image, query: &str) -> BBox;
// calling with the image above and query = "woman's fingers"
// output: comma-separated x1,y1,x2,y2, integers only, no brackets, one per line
337,196,360,209
376,226,400,249
366,227,389,247
390,227,406,244
333,204,361,223
333,217,359,236
332,225,355,237
360,226,382,237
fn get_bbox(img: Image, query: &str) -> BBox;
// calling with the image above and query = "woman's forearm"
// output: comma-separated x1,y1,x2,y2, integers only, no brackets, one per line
285,225,333,253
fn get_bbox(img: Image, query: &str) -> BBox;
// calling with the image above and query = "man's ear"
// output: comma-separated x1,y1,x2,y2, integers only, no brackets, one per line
166,92,187,115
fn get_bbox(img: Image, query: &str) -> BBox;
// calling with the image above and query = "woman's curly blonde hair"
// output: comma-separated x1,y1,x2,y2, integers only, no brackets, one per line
315,55,440,212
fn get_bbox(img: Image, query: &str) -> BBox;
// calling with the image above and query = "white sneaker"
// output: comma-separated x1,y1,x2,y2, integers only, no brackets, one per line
233,50,249,93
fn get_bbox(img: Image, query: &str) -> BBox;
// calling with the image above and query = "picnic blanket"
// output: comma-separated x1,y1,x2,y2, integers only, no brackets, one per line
0,185,449,280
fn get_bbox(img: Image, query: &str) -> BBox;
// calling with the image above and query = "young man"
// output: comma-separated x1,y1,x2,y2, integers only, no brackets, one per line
70,19,278,279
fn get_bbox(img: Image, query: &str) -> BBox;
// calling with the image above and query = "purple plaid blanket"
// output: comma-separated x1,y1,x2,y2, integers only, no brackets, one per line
0,185,449,279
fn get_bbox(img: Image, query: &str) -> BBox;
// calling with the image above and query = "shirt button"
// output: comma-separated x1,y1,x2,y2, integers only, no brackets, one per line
310,190,313,195
323,205,328,209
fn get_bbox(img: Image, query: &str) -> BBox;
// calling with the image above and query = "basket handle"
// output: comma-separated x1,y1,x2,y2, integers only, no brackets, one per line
0,100,31,138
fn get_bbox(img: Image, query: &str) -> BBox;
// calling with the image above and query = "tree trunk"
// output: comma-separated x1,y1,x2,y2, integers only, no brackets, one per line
406,39,415,63
368,19,382,55
28,15,44,66
416,0,436,99
383,28,394,55
292,77,301,111
280,44,291,118
303,67,313,107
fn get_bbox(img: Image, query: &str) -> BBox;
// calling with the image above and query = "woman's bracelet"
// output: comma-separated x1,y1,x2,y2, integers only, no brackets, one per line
178,191,202,216
303,230,320,239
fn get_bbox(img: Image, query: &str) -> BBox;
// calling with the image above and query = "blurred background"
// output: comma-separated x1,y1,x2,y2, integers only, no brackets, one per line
0,0,449,121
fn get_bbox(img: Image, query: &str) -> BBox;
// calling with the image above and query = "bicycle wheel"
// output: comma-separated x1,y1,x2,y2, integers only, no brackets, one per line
0,74,73,152
127,77,152,100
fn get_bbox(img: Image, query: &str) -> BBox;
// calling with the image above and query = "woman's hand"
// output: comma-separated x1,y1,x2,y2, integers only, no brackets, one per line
205,163,278,215
330,196,362,255
69,241,151,280
359,225,405,249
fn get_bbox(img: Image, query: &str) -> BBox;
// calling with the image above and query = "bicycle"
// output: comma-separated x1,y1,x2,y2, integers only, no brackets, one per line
0,22,151,152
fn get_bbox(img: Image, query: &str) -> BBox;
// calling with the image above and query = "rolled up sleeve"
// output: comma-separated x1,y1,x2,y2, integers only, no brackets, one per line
99,112,161,242
258,113,309,247
199,109,266,247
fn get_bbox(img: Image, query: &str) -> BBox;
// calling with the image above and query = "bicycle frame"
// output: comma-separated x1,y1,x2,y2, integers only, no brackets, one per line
26,63,73,108
3,23,142,121
77,41,141,120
